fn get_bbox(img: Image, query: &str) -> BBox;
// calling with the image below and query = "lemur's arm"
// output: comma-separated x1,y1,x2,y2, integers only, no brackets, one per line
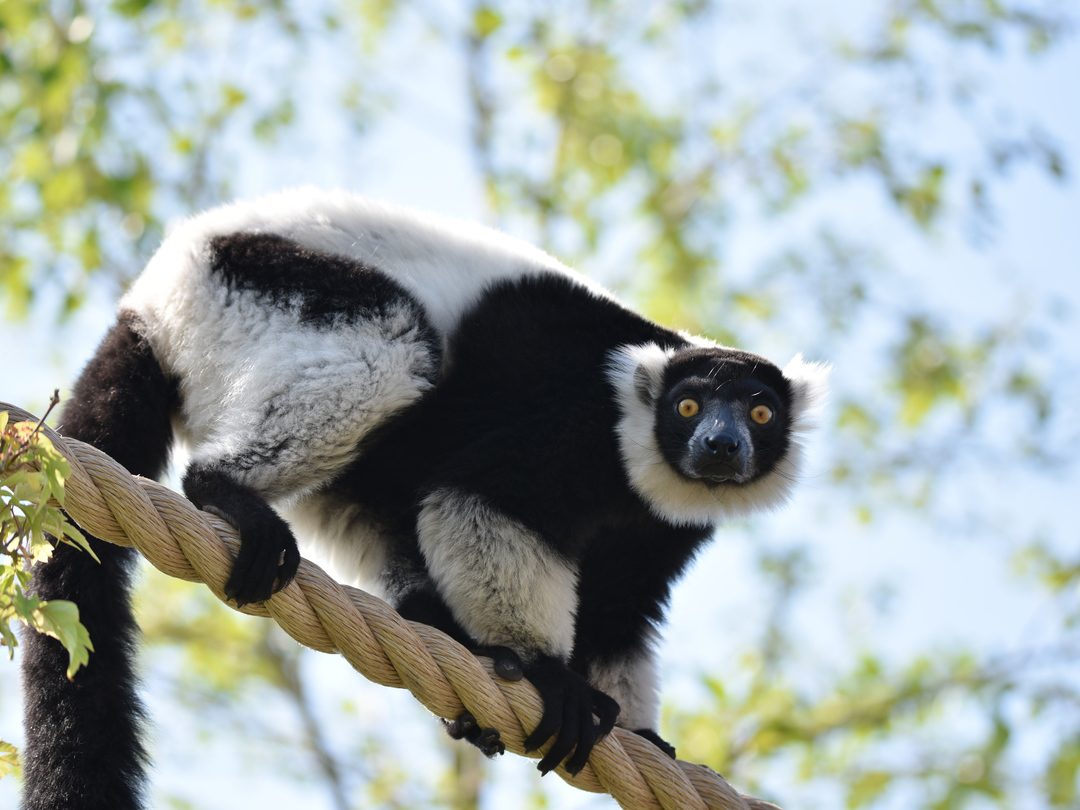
417,485,617,773
415,420,620,774
569,519,709,761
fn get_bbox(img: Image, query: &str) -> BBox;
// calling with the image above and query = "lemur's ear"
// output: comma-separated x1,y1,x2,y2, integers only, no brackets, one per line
782,354,831,425
633,362,663,406
607,343,673,408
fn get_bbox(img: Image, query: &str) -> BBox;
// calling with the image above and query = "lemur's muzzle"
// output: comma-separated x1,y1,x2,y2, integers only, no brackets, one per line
687,403,752,483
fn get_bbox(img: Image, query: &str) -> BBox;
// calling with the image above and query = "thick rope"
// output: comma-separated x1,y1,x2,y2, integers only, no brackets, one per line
3,402,781,810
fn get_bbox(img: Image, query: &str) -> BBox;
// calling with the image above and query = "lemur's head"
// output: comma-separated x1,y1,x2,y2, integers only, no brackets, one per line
607,342,829,526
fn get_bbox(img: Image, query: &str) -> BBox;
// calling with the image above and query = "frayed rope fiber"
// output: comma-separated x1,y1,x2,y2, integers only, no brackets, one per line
3,402,781,810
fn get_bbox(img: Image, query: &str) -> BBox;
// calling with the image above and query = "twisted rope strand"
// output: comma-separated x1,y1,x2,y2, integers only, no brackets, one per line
3,402,781,810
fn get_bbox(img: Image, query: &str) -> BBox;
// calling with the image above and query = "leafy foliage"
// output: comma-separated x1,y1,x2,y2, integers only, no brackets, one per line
0,740,17,779
0,399,96,676
1,398,96,777
0,0,391,320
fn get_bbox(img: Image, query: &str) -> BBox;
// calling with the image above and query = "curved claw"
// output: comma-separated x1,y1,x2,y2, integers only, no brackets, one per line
521,655,621,775
562,685,620,775
537,684,582,773
593,690,620,738
275,541,301,591
562,716,597,775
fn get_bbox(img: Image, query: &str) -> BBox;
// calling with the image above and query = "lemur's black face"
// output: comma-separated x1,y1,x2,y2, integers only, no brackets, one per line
655,348,793,486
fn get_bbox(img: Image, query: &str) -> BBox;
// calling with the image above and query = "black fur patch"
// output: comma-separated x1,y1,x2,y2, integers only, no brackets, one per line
570,519,708,666
22,313,177,810
208,232,439,345
395,585,472,644
60,311,178,480
327,274,687,549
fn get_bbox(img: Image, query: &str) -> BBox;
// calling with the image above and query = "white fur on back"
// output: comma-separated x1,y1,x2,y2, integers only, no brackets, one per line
124,186,611,341
128,283,435,501
607,343,829,527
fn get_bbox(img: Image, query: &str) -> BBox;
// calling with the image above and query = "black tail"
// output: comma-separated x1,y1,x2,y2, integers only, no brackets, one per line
21,312,178,810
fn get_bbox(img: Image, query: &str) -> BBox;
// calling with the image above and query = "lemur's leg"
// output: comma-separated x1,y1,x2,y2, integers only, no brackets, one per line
417,488,618,774
174,232,443,605
377,541,519,758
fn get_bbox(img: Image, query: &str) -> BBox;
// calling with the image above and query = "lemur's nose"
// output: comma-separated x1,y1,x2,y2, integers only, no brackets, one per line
702,431,740,458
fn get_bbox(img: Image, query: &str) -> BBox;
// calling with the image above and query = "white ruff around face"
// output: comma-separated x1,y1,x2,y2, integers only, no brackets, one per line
606,343,829,527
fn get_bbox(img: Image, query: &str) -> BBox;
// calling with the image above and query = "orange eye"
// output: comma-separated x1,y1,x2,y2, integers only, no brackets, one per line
677,398,700,418
750,404,774,425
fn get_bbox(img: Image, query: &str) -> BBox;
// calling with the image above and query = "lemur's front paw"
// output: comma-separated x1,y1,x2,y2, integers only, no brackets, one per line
522,655,620,775
442,711,506,757
183,466,302,606
214,507,300,606
633,728,676,759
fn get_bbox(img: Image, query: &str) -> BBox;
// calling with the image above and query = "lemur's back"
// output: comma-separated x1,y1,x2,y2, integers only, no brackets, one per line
115,188,605,500
123,187,597,342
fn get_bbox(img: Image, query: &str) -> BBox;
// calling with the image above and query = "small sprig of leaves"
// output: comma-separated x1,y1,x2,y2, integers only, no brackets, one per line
1,392,95,682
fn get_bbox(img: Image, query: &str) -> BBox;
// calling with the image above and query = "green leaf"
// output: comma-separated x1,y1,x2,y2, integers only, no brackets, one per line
60,522,98,563
28,533,55,564
0,739,20,779
0,618,18,658
34,599,94,679
42,454,70,505
221,84,248,110
473,5,503,39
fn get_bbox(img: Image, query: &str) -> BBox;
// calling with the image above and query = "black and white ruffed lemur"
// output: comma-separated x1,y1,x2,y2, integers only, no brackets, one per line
20,188,828,809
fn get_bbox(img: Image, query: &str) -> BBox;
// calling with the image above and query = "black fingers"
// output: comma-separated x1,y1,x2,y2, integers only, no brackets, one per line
522,675,563,754
522,655,621,776
562,718,597,775
182,463,300,605
275,531,302,592
474,727,505,758
540,688,585,774
439,643,524,761
563,687,619,774
220,506,299,604
441,712,506,758
633,728,676,759
442,711,476,740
